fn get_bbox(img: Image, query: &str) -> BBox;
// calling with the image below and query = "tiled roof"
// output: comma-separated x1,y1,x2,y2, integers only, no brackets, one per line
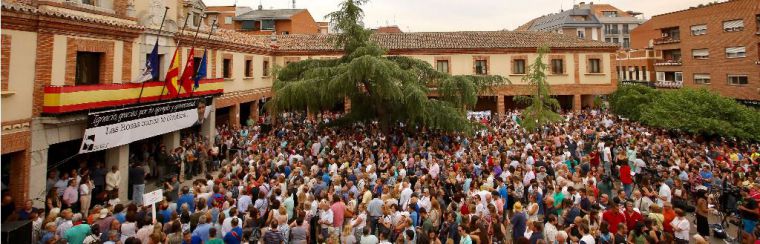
235,9,305,20
275,31,618,51
1,1,142,29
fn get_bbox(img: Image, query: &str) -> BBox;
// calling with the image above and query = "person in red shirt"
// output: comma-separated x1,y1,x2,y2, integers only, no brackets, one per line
620,163,633,198
602,200,626,233
623,201,643,231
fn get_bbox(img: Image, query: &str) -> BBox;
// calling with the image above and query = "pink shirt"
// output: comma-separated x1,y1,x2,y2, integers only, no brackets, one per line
330,202,346,227
63,186,78,205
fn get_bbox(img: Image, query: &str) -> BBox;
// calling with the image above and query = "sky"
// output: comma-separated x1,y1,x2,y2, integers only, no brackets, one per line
203,0,717,31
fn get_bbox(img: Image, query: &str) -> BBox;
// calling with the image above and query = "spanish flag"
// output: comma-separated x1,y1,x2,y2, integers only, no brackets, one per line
164,49,181,96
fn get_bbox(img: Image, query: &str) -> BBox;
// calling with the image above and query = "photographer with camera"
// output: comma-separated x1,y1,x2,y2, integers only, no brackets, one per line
739,193,760,242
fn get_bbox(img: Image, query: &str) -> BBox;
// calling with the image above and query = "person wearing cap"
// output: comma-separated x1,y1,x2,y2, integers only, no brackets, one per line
95,208,115,236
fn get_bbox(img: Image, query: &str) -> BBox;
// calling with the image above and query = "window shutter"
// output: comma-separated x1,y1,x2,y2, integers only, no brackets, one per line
726,47,746,54
692,49,709,56
694,74,710,80
690,25,707,31
723,20,744,29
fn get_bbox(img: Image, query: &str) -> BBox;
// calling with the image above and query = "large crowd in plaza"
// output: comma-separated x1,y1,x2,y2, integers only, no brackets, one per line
3,108,760,244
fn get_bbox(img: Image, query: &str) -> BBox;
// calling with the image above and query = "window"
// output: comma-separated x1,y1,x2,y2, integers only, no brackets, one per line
241,21,256,30
588,59,601,73
192,13,201,27
474,59,488,75
224,16,233,24
262,60,270,76
728,75,748,85
602,11,617,17
641,66,647,80
577,30,585,39
222,58,232,78
551,59,564,74
261,20,275,30
757,14,760,32
692,49,709,59
694,74,711,84
622,24,630,34
623,38,630,48
605,38,612,42
612,38,619,44
656,72,665,81
675,72,683,82
75,52,101,85
513,59,526,74
725,46,746,58
245,59,253,77
81,0,95,5
723,19,744,32
193,57,202,72
435,60,449,73
634,66,640,80
691,24,707,36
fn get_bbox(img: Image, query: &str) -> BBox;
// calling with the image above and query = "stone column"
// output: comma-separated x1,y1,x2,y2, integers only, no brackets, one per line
573,94,582,111
250,101,259,124
105,145,129,202
344,97,351,113
201,99,216,142
28,147,48,208
230,103,240,128
496,95,505,119
162,131,181,151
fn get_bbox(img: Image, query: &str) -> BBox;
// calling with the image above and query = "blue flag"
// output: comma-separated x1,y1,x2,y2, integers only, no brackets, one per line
193,50,207,89
132,41,159,83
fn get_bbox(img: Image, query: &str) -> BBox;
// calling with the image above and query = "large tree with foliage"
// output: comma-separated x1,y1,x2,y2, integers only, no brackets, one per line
610,86,760,141
269,0,506,132
514,46,562,132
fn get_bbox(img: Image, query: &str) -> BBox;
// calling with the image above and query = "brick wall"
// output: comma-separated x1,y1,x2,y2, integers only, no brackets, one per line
629,0,760,100
1,34,10,91
289,10,319,34
65,37,115,85
122,41,132,82
32,33,54,117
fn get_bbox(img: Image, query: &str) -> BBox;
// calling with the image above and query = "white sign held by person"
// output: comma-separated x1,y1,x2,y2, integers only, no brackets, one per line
79,96,212,154
143,189,164,206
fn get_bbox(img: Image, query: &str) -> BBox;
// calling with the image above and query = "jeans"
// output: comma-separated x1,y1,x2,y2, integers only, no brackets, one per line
623,183,633,198
133,184,145,205
369,216,381,235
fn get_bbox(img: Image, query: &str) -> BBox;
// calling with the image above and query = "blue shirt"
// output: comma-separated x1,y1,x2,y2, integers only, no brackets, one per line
223,227,243,244
192,223,212,242
177,194,195,212
115,212,126,223
160,209,173,224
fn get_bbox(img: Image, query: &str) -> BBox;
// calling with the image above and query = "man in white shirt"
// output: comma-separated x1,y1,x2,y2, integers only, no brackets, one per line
221,207,240,236
658,180,672,205
359,228,379,244
670,209,690,242
399,182,413,209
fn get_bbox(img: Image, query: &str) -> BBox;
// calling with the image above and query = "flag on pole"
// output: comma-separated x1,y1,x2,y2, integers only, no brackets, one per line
164,49,181,96
132,42,159,83
178,47,195,95
193,50,207,89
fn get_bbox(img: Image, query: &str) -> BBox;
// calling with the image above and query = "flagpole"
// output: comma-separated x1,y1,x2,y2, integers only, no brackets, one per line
159,12,191,101
176,14,206,99
192,18,217,96
136,6,169,104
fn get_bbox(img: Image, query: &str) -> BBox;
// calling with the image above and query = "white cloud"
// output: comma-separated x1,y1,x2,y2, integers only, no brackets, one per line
204,0,716,31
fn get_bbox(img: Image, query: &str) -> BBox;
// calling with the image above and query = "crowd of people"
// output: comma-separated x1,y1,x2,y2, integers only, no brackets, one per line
2,108,760,244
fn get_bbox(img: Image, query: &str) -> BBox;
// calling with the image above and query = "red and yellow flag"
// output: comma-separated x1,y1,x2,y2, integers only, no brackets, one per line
164,49,181,96
178,47,195,95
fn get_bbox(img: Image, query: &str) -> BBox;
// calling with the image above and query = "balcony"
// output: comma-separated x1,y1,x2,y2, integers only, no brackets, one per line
43,78,224,114
655,60,682,66
654,81,683,89
604,29,620,35
653,36,680,45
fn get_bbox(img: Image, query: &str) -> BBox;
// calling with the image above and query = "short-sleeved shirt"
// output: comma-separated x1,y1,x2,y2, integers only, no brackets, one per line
64,224,91,244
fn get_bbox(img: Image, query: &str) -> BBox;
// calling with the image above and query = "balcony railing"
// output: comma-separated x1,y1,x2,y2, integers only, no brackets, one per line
621,80,655,87
655,59,682,66
43,78,224,114
653,36,680,45
604,30,620,35
654,81,683,89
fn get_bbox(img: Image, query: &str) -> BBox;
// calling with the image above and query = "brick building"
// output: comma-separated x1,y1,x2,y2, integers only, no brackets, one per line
618,0,760,102
208,4,320,35
516,2,645,49
1,0,617,206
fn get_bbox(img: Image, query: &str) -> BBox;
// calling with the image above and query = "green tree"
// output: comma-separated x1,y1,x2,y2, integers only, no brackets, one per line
608,84,659,121
639,88,760,141
513,46,562,132
269,0,506,133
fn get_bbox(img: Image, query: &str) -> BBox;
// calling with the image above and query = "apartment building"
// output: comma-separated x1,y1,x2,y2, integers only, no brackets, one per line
618,0,760,102
1,0,617,206
206,4,320,35
517,2,645,49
